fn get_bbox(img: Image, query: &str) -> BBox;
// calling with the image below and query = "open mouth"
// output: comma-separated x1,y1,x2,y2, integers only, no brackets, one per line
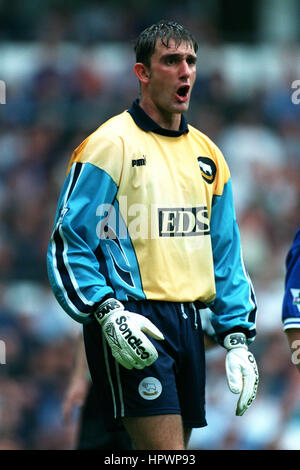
176,85,190,101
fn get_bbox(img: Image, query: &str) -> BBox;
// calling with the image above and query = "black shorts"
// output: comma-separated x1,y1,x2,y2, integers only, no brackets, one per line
76,382,132,450
83,300,207,430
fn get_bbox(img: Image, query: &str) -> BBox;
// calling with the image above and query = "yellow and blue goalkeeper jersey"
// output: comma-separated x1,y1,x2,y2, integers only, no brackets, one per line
47,99,257,342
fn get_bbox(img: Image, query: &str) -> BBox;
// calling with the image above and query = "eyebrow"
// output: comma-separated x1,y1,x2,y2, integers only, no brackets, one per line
160,52,197,63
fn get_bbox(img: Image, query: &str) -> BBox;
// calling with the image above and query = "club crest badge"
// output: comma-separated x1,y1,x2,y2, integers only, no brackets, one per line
291,288,300,312
197,156,217,184
138,377,162,400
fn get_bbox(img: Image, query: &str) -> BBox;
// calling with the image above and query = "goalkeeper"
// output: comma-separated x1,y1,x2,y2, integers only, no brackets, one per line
47,20,258,450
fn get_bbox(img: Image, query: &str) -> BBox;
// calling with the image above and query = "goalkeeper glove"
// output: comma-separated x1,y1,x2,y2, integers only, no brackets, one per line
224,332,259,416
94,298,164,370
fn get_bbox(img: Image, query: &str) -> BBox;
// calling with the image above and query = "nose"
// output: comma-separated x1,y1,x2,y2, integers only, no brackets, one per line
179,60,192,79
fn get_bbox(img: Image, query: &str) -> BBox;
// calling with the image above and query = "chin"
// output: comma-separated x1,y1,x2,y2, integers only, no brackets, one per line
174,102,189,113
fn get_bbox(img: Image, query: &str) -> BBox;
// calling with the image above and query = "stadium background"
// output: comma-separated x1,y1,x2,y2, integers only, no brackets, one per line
0,0,299,450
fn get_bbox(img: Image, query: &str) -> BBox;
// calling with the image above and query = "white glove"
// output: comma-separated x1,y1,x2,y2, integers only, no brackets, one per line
94,298,164,370
224,332,259,416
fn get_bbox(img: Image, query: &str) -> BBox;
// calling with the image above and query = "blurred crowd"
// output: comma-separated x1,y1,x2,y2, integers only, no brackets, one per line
0,3,300,450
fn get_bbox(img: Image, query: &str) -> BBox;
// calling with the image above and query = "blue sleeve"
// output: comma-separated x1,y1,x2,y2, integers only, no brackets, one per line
46,162,116,323
207,178,257,344
282,228,300,330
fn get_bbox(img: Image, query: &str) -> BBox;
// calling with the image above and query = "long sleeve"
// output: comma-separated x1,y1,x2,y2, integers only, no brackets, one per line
47,161,117,323
207,177,257,344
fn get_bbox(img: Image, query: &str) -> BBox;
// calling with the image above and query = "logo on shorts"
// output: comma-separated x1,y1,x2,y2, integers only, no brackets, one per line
138,377,162,400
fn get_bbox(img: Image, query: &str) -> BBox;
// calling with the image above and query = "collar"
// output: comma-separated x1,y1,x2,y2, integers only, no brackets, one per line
127,99,189,137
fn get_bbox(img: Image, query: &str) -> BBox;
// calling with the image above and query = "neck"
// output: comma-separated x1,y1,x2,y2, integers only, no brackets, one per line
139,98,181,131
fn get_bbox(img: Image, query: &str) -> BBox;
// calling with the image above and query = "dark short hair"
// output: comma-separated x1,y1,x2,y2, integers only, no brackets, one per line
134,20,198,68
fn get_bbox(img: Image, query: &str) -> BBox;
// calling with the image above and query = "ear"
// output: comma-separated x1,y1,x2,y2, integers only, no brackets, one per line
134,62,150,84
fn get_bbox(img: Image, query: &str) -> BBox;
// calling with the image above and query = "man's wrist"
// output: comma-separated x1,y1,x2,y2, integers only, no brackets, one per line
223,332,248,350
94,297,124,324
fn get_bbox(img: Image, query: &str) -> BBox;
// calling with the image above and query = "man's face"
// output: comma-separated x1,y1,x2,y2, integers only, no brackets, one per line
146,38,197,116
